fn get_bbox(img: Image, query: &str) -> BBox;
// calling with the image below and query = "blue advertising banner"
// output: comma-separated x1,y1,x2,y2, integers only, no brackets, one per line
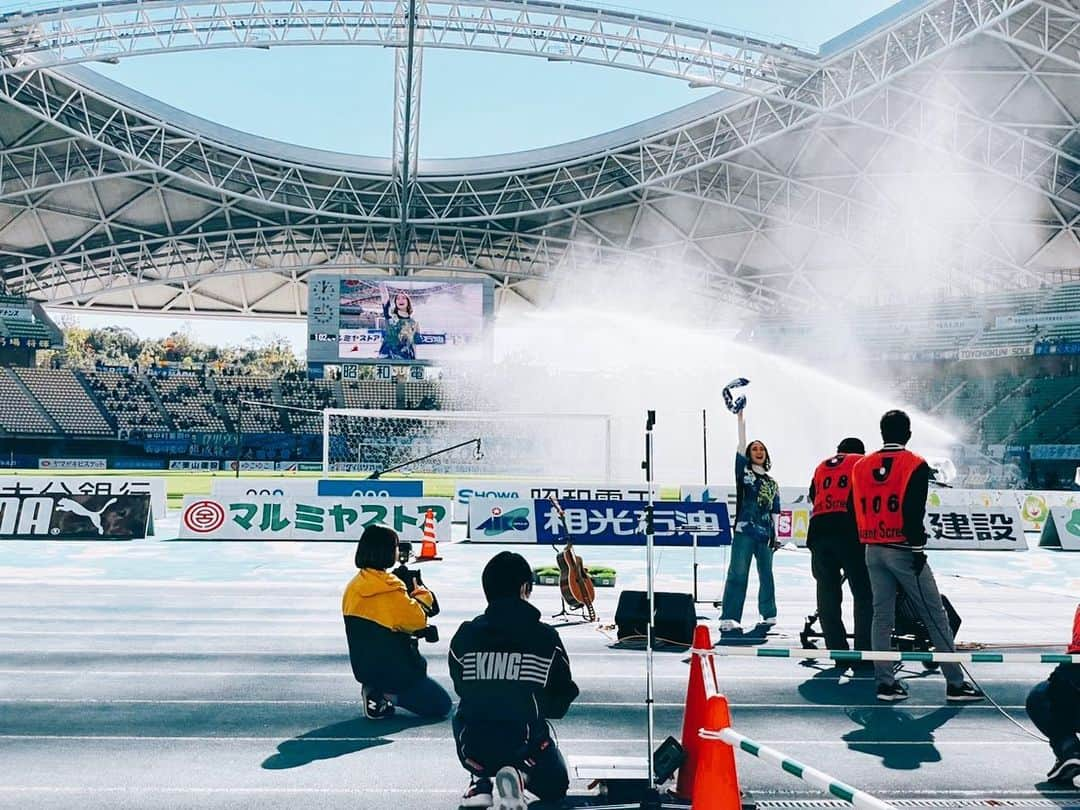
537,499,731,546
1035,340,1080,355
317,479,424,498
468,499,731,545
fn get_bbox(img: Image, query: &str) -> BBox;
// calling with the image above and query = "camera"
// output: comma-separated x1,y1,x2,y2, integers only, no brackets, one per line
393,541,440,629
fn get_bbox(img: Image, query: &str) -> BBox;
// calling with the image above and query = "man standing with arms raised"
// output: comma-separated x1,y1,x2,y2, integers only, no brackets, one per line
851,410,984,704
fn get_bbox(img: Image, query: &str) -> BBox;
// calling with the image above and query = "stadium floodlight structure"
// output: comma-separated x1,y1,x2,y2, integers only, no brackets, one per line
321,407,613,479
0,0,1076,315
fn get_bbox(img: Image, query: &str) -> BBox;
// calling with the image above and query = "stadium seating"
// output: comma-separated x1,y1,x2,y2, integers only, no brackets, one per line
279,377,337,433
150,374,228,432
341,380,396,409
82,370,171,434
213,375,286,433
13,368,113,436
0,370,57,434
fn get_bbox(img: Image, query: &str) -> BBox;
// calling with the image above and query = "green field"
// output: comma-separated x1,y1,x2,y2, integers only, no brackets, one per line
3,470,682,509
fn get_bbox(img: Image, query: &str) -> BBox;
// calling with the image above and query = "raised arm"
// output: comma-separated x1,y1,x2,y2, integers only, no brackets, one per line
737,409,747,455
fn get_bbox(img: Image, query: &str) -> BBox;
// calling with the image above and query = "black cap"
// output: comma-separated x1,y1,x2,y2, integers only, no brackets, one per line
837,437,865,455
481,551,533,602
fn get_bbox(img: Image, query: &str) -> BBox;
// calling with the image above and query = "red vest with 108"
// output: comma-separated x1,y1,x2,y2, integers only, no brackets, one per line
811,453,862,516
851,449,924,544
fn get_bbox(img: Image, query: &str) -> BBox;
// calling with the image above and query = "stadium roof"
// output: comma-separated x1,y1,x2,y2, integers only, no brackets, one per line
0,0,1078,317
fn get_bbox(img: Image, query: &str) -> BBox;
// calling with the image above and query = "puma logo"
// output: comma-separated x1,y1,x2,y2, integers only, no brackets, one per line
55,497,117,535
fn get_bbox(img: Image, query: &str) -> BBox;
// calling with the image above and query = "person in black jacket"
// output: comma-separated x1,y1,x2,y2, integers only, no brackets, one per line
1026,607,1080,784
807,437,872,658
449,551,580,810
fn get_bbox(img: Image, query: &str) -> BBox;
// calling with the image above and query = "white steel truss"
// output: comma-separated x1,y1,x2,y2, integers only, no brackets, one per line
0,0,1077,314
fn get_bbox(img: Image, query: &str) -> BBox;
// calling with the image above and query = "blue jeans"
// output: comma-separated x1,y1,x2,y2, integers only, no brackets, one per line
388,675,452,719
720,531,776,623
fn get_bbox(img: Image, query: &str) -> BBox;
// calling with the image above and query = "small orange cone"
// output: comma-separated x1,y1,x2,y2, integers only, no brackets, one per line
416,509,442,562
691,694,741,810
675,624,714,799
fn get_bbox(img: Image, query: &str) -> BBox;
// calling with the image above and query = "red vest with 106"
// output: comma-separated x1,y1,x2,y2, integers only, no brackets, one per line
851,449,924,544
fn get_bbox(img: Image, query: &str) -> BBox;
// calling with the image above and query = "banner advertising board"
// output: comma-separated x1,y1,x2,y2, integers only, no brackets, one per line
467,498,731,546
0,477,168,520
38,458,106,470
276,462,324,472
1015,491,1080,533
178,495,452,541
224,461,277,472
925,506,1027,550
211,479,318,500
169,460,220,471
455,480,656,522
1039,507,1080,551
318,480,424,498
0,493,151,540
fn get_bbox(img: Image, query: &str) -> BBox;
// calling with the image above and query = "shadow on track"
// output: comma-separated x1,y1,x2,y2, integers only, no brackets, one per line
841,706,960,770
261,715,443,770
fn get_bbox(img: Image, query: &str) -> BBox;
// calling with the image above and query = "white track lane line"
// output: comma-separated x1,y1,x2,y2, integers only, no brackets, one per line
0,698,1033,709
0,735,1049,746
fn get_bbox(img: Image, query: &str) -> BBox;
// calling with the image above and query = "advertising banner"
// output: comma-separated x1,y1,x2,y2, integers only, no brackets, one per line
178,495,452,541
467,498,731,546
0,477,168,520
276,462,324,472
957,345,1032,360
1035,340,1080,356
0,493,151,540
169,460,220,471
998,311,1080,327
38,458,106,470
317,480,424,498
1039,507,1080,551
925,506,1027,550
455,480,656,522
211,479,318,500
1014,490,1080,533
225,461,277,472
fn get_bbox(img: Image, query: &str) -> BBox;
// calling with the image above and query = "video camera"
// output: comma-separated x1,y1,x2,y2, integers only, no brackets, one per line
392,541,440,641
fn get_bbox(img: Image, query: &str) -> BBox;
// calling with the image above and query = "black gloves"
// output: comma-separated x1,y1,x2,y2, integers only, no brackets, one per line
912,551,927,576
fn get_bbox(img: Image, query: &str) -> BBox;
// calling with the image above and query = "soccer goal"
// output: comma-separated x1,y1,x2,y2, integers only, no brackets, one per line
322,408,613,480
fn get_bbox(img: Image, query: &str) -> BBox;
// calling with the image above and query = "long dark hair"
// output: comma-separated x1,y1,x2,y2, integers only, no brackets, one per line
746,439,772,472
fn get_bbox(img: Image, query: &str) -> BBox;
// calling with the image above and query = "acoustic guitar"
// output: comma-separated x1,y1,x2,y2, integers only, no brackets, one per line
549,496,596,622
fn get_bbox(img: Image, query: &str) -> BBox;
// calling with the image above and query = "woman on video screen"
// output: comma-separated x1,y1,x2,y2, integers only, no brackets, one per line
378,284,418,360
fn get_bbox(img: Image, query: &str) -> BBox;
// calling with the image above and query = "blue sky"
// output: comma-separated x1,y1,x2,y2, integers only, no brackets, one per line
61,0,899,353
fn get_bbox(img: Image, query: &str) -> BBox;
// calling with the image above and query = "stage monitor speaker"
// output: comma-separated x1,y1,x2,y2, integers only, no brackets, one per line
614,590,695,646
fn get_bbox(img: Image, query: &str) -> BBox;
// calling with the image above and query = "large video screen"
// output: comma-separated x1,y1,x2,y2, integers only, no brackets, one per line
307,274,491,367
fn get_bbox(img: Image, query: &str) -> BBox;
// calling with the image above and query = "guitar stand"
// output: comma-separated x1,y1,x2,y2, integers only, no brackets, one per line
551,596,595,627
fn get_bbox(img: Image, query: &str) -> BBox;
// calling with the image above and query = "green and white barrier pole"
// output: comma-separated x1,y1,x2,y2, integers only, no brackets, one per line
704,647,1080,665
700,727,897,810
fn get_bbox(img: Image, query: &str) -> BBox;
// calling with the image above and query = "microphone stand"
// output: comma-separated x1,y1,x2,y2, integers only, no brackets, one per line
365,437,482,479
642,409,658,798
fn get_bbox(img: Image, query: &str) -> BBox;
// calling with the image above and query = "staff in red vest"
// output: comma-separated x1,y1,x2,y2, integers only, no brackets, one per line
849,410,984,704
807,438,872,657
1025,606,1080,784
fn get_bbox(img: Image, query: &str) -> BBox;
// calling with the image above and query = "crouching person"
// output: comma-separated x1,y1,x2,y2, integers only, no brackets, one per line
1026,606,1080,785
450,551,580,809
342,525,451,720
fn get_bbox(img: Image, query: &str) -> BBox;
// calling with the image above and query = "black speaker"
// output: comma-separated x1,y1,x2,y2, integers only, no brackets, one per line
614,590,696,646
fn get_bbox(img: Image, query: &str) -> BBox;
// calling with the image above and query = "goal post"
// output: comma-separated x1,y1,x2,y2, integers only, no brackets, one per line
322,408,613,480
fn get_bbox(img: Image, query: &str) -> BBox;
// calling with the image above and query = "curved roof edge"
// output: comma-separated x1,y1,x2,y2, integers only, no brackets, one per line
819,0,935,56
59,63,745,176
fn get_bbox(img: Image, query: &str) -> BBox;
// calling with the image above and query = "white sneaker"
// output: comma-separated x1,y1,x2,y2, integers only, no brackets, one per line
719,620,742,632
493,766,527,810
761,617,777,626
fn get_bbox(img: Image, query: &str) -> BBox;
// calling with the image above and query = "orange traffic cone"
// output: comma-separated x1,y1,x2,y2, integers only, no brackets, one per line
416,509,442,562
691,694,741,810
675,624,715,799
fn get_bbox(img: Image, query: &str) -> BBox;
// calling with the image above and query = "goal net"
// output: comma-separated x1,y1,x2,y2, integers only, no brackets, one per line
322,408,612,480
